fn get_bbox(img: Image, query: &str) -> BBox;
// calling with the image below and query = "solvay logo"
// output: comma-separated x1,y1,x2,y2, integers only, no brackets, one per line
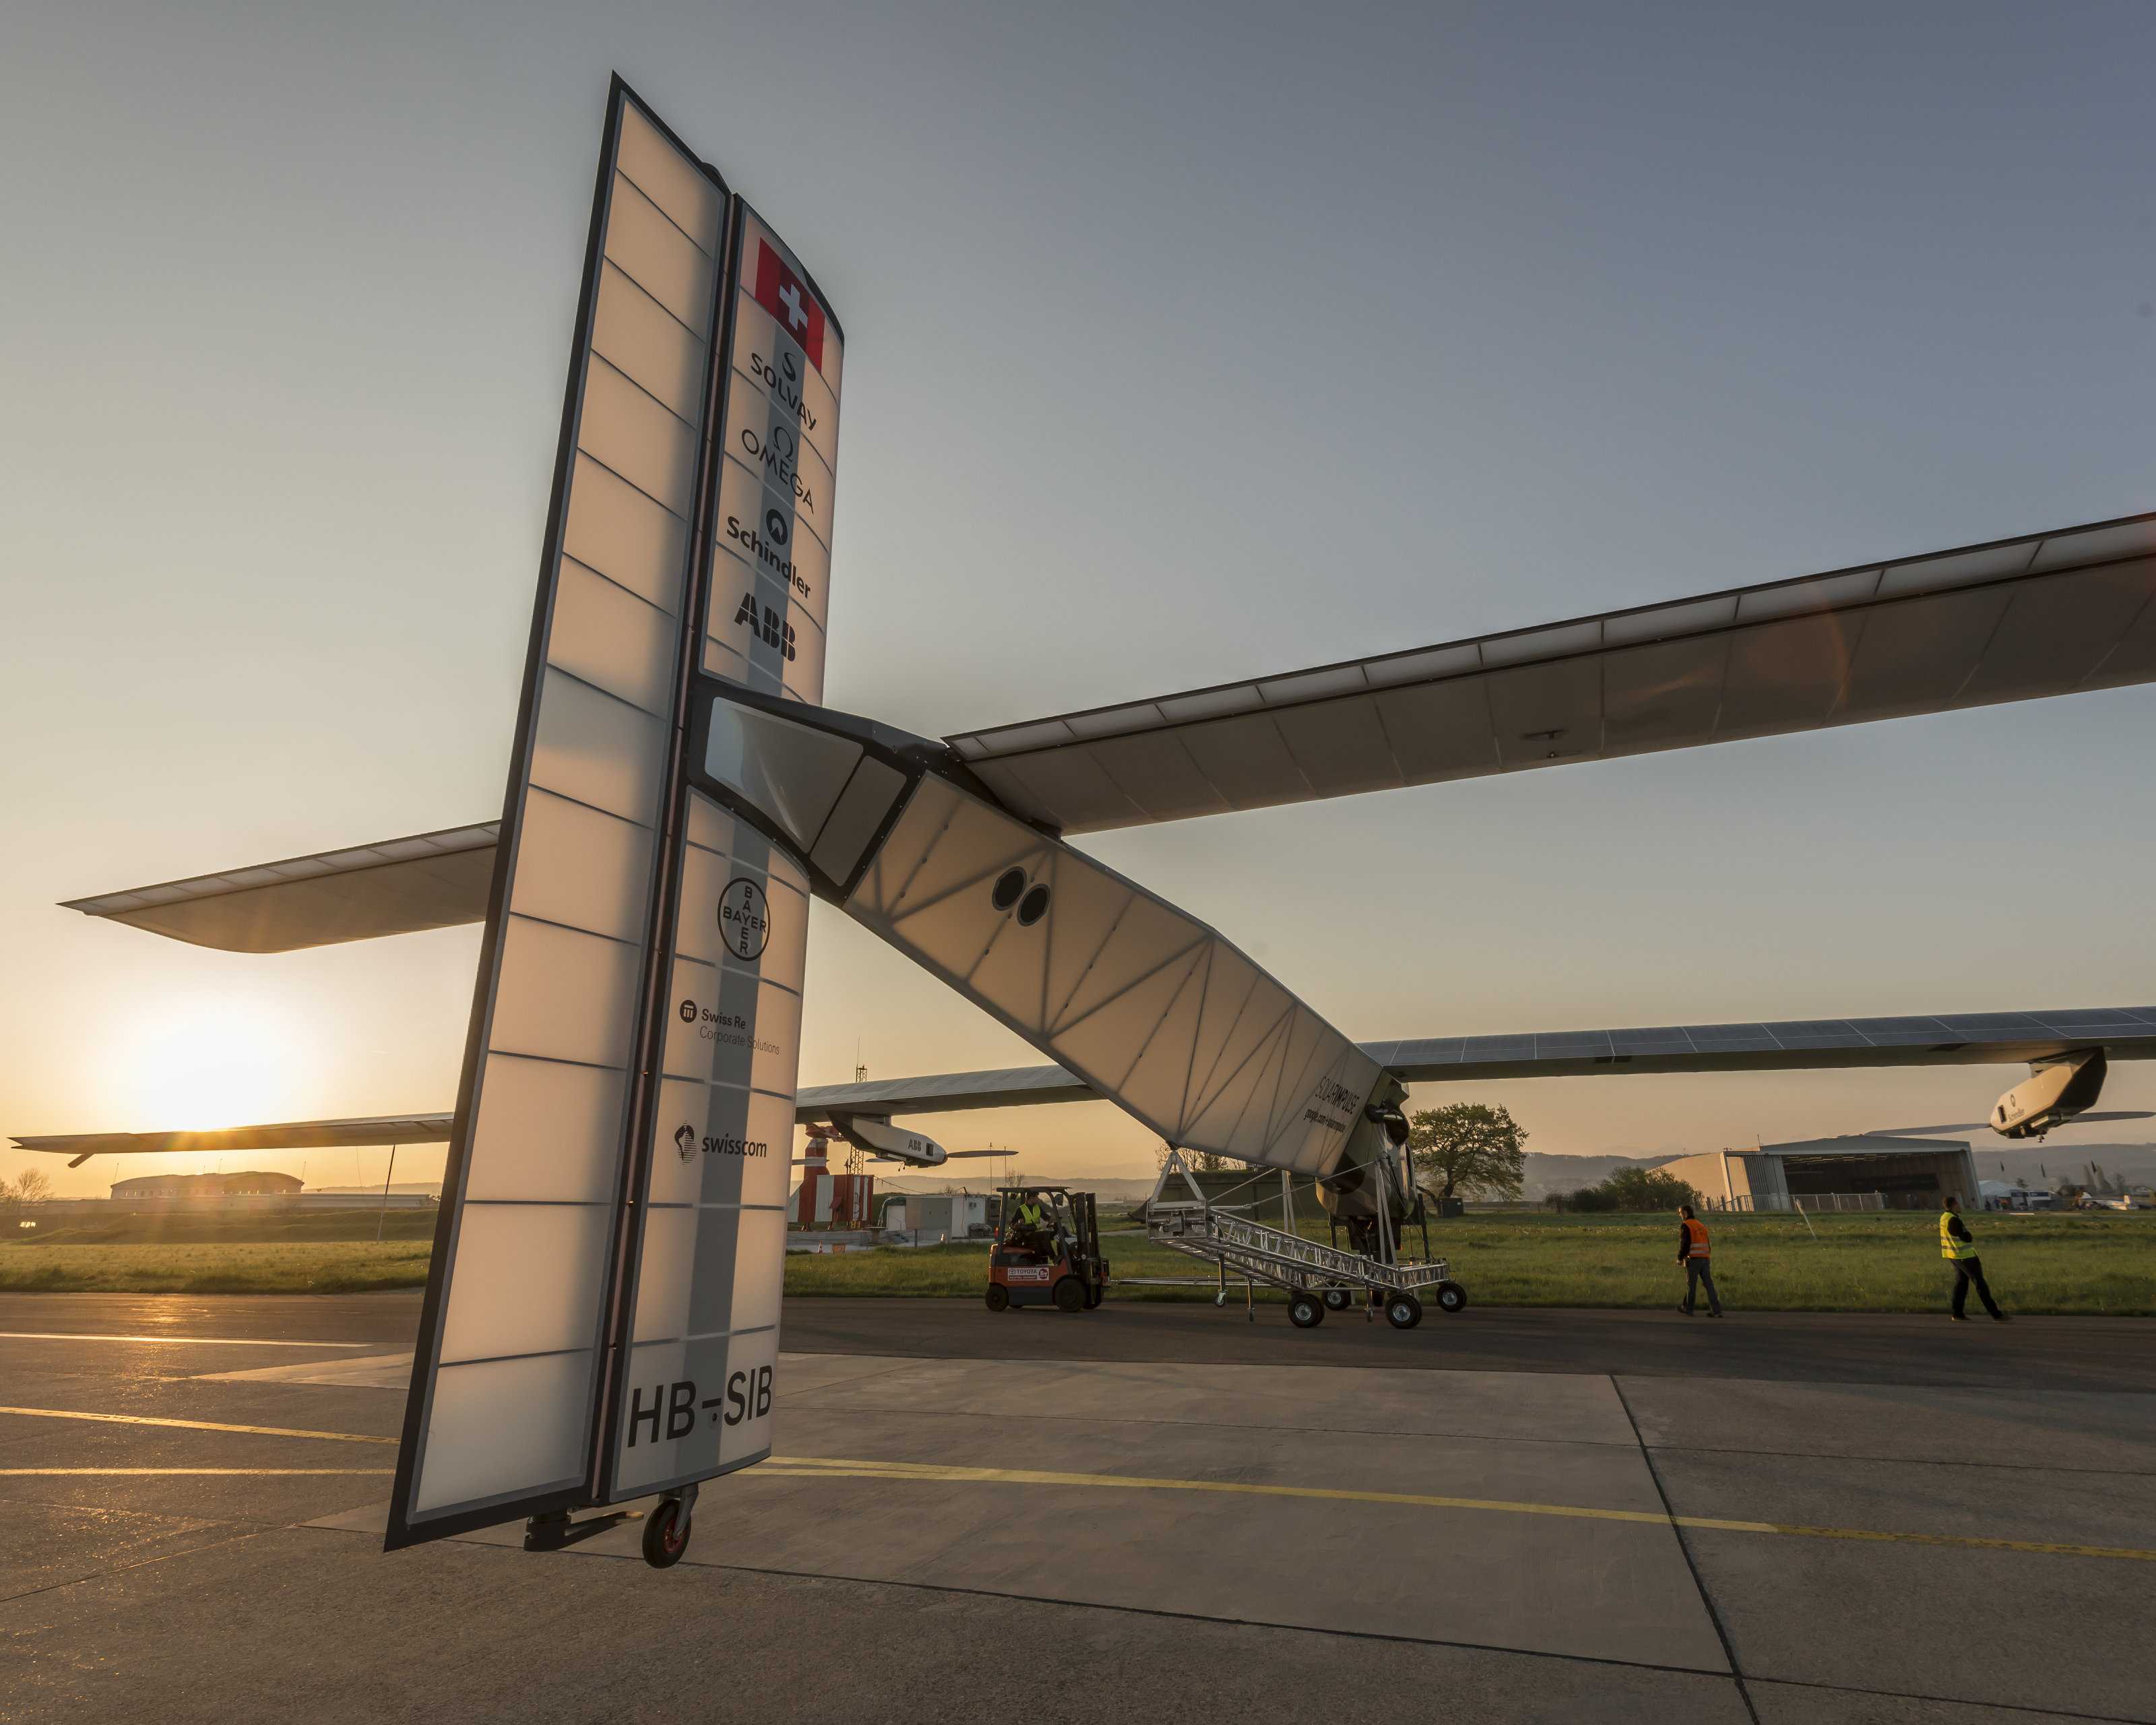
674,1123,697,1163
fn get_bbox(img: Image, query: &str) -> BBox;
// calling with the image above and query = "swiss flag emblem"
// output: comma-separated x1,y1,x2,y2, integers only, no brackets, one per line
753,241,825,373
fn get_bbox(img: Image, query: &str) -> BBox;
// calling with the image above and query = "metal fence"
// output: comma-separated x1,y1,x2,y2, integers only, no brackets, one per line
1700,1191,1887,1214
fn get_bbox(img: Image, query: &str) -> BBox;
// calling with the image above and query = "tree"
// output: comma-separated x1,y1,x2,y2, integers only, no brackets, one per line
1409,1104,1527,1203
1155,1143,1233,1174
1597,1166,1697,1212
2,1169,52,1205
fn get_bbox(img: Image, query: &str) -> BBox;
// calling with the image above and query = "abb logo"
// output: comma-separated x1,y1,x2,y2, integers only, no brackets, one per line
732,591,796,661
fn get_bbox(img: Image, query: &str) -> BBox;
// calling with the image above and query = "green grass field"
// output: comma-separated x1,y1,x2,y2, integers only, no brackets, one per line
0,1241,433,1294
4,1208,2150,1311
783,1210,2156,1315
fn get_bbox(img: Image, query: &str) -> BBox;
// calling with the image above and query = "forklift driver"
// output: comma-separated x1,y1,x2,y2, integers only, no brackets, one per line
1009,1192,1053,1261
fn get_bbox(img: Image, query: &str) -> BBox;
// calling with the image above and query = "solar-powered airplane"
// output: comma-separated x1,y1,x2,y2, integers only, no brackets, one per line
16,78,2156,1563
27,505,2156,1188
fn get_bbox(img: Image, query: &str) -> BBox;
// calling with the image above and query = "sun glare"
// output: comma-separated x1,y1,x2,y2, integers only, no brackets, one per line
113,990,313,1132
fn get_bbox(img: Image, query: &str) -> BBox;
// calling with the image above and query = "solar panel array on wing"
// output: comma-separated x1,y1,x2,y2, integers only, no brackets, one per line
948,513,2156,835
1368,1006,2156,1080
389,92,728,1547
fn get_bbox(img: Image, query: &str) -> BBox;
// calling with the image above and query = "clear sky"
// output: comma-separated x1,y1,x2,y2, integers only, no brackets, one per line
4,1,2153,1195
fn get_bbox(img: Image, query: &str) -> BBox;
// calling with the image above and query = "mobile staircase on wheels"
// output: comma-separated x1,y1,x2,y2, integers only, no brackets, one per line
1143,1149,1467,1330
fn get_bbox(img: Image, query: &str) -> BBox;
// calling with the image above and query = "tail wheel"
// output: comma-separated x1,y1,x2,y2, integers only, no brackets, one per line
1052,1276,1086,1313
1435,1280,1467,1313
1287,1292,1325,1329
1321,1287,1352,1311
641,1497,691,1569
984,1282,1011,1312
1385,1292,1424,1331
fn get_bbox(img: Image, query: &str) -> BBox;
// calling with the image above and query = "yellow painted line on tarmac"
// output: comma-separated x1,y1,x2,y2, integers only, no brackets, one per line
0,1468,393,1477
0,1406,396,1445
761,1457,2156,1565
0,1332,373,1348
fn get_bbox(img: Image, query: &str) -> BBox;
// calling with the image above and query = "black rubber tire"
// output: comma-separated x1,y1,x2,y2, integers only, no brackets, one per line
1385,1292,1424,1330
1321,1287,1353,1311
1287,1292,1324,1329
1435,1280,1467,1313
641,1498,689,1569
984,1282,1011,1312
1053,1276,1086,1313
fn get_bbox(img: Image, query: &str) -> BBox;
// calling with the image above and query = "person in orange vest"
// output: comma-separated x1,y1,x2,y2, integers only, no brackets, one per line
1675,1203,1722,1317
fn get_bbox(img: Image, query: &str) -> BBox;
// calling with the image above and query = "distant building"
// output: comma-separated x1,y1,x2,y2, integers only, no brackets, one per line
1659,1136,1978,1212
109,1170,304,1200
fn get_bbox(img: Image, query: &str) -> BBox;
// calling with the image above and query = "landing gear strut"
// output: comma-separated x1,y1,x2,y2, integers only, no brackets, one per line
640,1483,699,1569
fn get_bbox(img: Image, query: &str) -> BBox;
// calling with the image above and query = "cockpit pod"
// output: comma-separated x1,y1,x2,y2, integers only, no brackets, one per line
1314,1082,1416,1227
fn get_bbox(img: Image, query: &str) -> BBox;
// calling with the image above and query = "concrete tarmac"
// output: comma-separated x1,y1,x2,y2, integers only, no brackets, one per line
3,1293,2151,1723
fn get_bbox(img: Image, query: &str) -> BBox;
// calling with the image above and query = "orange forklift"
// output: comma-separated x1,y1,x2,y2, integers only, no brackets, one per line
984,1186,1108,1313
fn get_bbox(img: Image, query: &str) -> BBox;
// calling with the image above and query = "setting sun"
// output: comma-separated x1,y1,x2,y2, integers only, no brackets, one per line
109,988,311,1133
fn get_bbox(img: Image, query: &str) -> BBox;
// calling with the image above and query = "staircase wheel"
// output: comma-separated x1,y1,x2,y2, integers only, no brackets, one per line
1287,1292,1325,1329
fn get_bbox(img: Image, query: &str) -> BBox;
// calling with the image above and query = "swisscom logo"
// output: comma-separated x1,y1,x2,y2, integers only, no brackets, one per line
674,1123,770,1162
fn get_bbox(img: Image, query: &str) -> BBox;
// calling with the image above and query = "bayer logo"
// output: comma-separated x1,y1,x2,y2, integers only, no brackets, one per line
718,877,771,962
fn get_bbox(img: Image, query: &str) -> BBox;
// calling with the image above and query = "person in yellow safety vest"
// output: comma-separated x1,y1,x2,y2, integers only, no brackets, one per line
1011,1194,1052,1260
1674,1204,1722,1317
1940,1194,2009,1322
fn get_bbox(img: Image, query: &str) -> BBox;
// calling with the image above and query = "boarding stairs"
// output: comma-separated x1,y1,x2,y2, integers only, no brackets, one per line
1141,1149,1452,1310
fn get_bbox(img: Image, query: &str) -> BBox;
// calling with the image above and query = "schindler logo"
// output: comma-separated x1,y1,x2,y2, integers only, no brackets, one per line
724,507,812,600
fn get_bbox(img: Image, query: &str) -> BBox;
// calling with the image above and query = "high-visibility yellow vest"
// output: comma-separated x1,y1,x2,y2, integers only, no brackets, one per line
1940,1212,1976,1261
1017,1202,1044,1227
1681,1218,1710,1259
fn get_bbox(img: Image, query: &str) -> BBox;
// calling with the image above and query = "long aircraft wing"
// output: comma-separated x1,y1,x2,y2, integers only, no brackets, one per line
25,1005,2152,1160
55,511,2156,949
951,511,2156,832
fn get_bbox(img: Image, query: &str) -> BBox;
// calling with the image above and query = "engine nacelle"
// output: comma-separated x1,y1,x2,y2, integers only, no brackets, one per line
1992,1049,2106,1139
831,1115,948,1168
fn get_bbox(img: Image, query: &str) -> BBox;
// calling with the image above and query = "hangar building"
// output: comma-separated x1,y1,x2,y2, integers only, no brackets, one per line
1659,1135,1978,1212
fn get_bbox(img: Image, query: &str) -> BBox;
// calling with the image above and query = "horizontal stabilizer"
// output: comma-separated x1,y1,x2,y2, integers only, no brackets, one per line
61,824,499,953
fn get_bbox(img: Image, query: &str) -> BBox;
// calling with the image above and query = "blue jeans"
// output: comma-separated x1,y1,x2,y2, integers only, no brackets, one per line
1682,1259,1721,1315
